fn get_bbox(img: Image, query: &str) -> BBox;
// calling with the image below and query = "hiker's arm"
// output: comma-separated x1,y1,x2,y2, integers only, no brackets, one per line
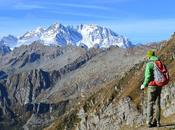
143,63,152,87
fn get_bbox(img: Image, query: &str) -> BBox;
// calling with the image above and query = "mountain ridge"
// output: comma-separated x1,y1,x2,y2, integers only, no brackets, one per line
1,23,133,49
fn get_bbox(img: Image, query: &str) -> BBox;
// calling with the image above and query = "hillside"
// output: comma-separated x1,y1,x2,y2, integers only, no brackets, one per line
43,35,175,130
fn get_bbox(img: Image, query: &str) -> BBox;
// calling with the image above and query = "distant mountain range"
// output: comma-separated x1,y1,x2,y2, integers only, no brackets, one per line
0,23,133,49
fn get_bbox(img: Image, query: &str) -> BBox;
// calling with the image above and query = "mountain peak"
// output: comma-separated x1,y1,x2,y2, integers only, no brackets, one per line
77,24,129,48
47,22,64,30
1,22,133,49
20,26,44,40
35,27,44,33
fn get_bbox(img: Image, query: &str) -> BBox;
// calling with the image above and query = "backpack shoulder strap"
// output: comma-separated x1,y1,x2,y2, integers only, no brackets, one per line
155,60,167,72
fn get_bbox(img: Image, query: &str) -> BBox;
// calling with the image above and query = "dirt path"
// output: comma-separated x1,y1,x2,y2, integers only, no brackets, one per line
136,123,175,130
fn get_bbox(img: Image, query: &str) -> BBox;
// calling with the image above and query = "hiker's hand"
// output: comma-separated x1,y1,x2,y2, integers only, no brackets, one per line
140,84,145,90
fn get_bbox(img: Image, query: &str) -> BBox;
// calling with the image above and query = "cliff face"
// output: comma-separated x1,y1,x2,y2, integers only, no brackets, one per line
1,39,174,130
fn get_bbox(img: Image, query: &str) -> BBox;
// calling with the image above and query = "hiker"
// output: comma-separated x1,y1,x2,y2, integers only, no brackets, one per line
140,50,169,128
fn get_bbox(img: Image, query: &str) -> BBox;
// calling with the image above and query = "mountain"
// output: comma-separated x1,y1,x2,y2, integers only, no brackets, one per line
0,35,18,49
1,23,133,49
0,37,162,130
0,39,11,55
77,24,132,48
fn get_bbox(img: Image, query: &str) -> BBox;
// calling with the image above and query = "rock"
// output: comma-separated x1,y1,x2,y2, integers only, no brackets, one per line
161,83,175,117
75,97,144,130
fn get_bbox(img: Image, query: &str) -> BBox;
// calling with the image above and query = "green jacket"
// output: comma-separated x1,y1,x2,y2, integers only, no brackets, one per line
143,56,159,87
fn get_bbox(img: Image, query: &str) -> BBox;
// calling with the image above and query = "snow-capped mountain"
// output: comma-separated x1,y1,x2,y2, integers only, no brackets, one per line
20,27,44,39
1,23,133,49
17,23,82,47
77,24,132,48
18,27,44,47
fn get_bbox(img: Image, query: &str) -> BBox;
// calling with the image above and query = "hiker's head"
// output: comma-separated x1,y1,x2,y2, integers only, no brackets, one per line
146,50,155,58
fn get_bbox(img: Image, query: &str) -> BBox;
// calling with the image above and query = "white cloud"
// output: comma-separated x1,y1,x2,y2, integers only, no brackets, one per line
13,3,45,10
8,1,113,11
53,3,111,10
47,10,115,19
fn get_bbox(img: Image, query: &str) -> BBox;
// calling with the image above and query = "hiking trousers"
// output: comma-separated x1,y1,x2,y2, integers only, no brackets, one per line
147,86,162,124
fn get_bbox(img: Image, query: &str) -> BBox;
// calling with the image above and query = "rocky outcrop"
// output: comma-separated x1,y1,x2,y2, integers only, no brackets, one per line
23,100,69,130
24,100,68,115
5,69,51,106
76,97,143,130
161,82,175,117
48,73,175,130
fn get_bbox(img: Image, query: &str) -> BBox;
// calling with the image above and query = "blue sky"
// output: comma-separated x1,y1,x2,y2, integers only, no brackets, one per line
0,0,175,43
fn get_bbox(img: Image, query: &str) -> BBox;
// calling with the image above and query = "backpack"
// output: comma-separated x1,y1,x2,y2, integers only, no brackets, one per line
153,60,169,87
